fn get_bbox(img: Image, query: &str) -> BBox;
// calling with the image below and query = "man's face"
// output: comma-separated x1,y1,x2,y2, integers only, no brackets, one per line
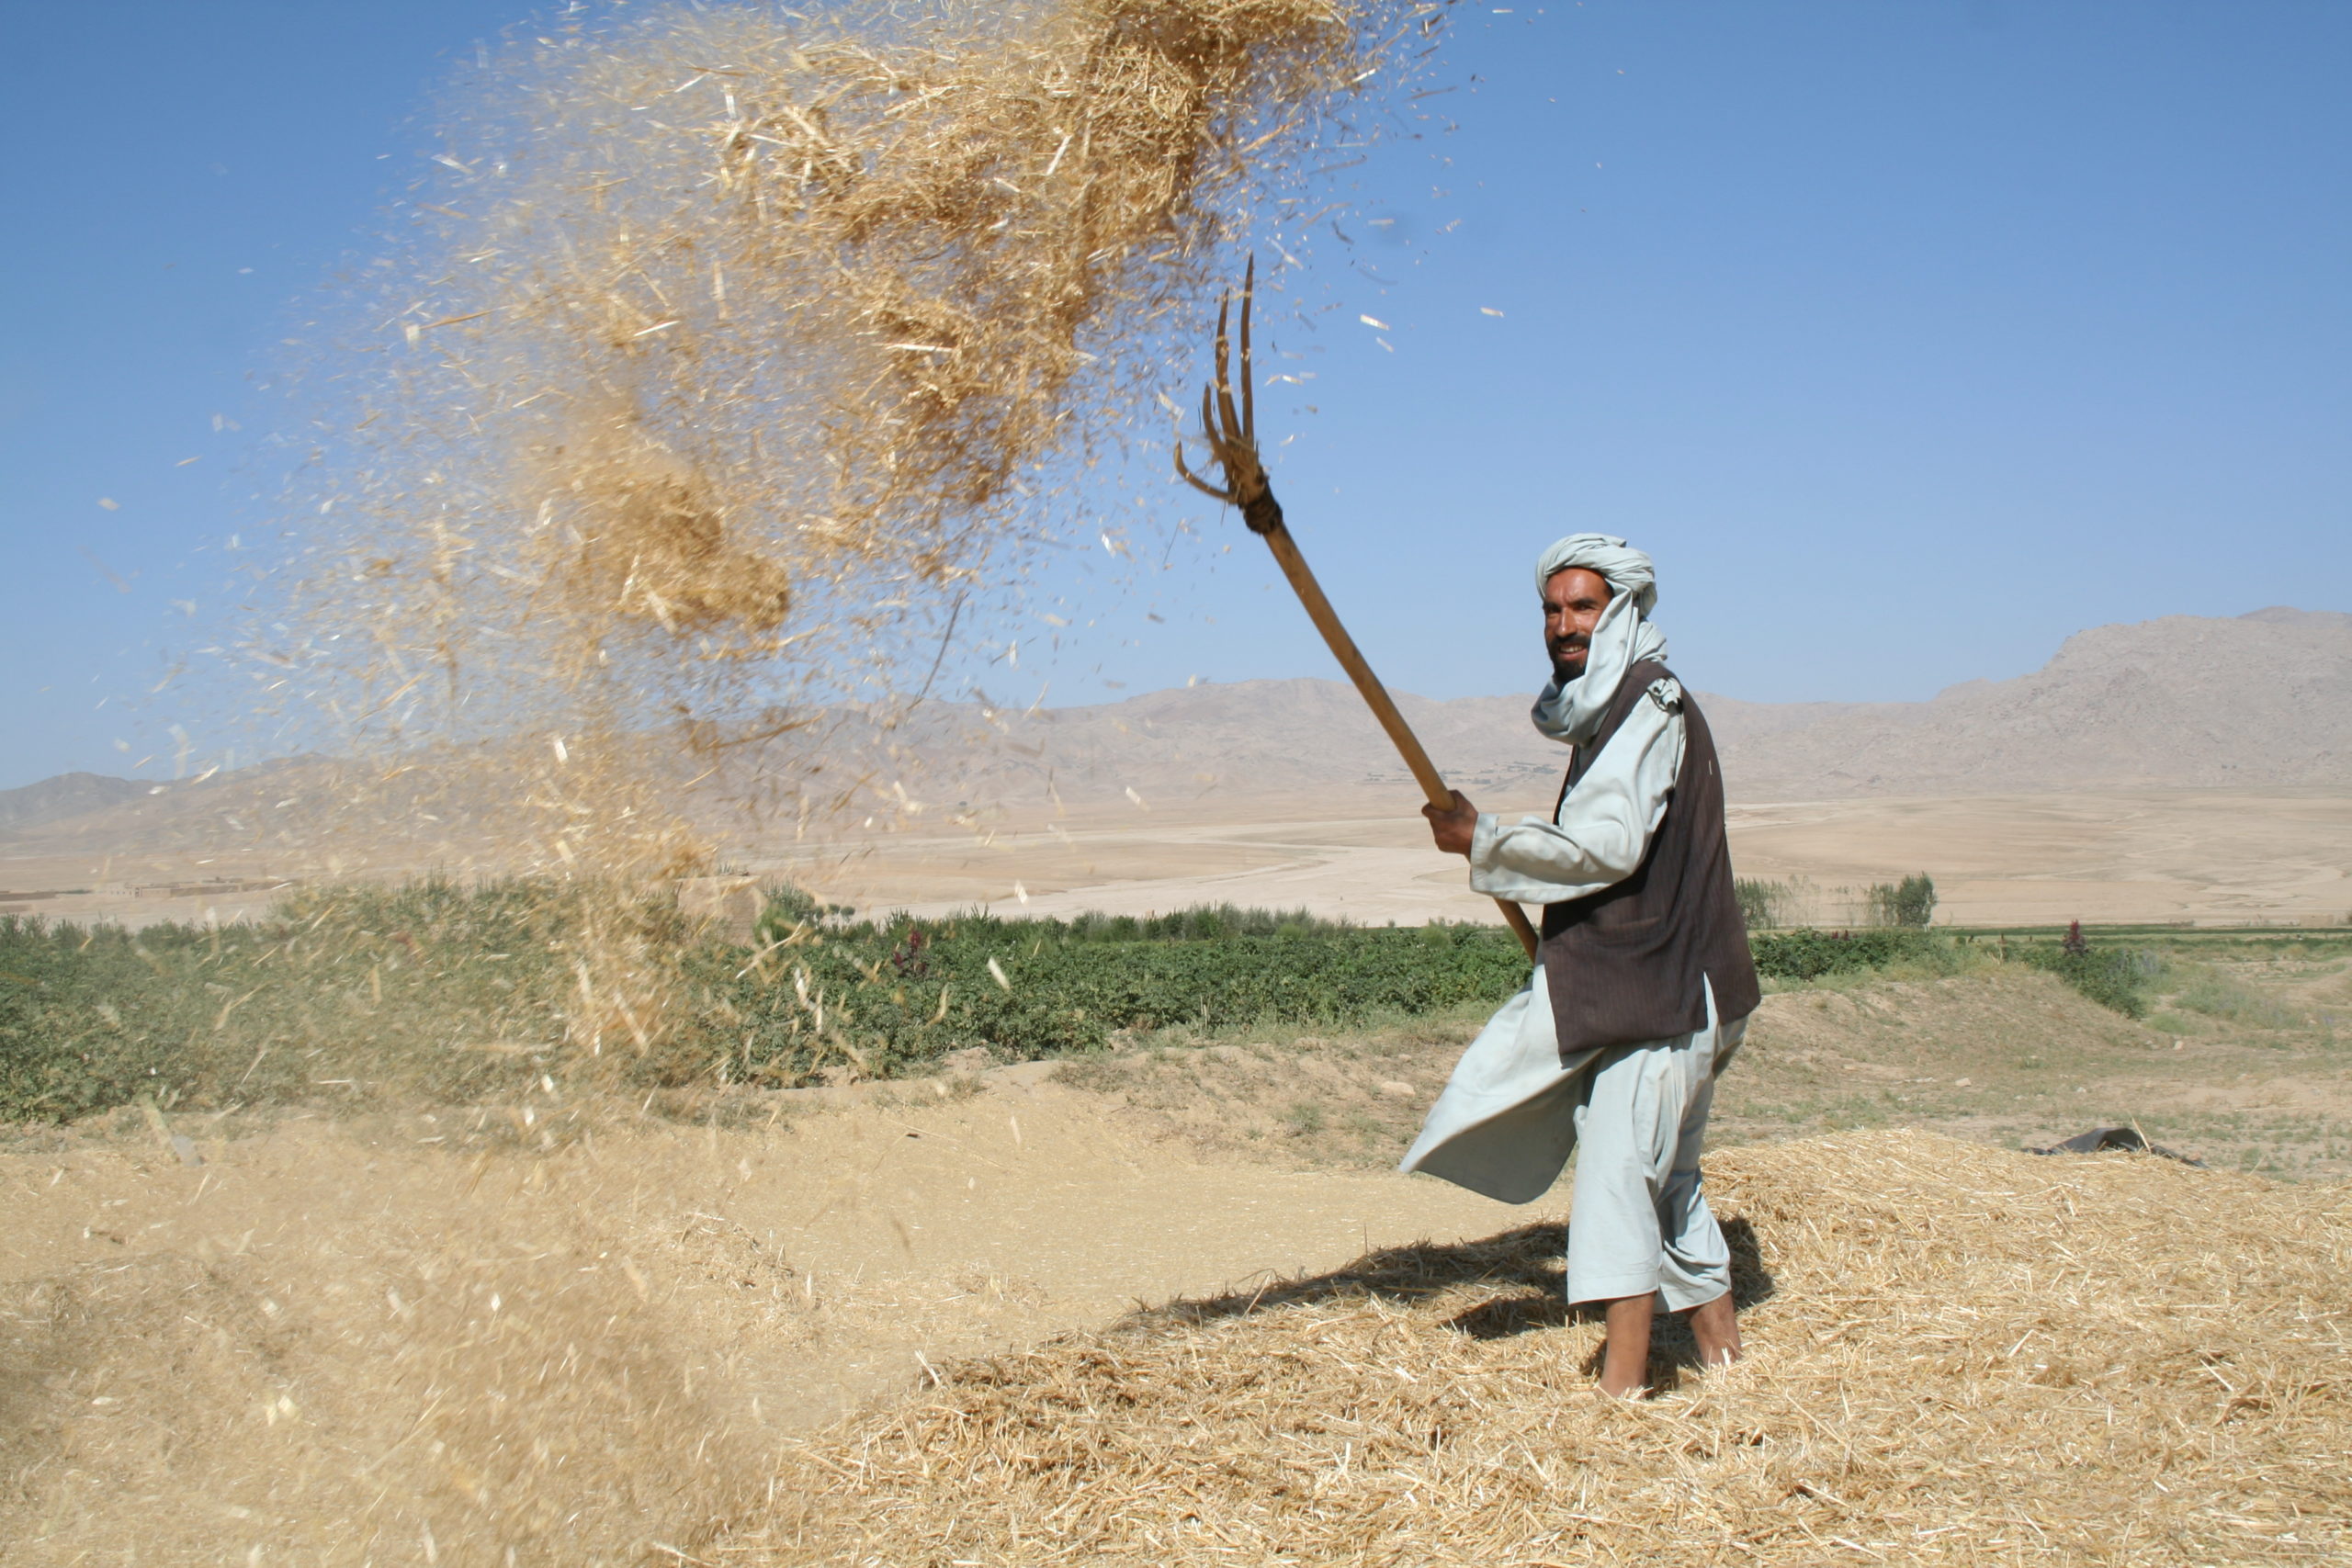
1544,567,1614,682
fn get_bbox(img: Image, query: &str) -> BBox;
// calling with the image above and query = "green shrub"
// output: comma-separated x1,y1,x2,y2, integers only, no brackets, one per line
1736,878,1785,931
0,891,1536,1122
1748,927,1945,979
756,898,1347,949
6,880,2072,1125
718,903,1530,1081
1860,874,1937,929
0,881,665,1124
0,917,189,1122
2014,940,2152,1019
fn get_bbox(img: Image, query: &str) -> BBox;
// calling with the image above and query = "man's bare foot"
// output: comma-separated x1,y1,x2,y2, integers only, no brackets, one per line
1688,1290,1741,1369
1597,1293,1655,1398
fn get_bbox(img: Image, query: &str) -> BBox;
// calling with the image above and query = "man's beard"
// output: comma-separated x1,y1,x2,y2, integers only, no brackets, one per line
1550,646,1589,685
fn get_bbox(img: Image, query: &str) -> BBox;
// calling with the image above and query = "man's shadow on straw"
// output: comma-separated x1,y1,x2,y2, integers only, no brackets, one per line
1121,1215,1776,1366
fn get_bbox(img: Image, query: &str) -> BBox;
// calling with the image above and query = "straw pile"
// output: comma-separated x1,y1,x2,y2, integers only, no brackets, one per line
737,1131,2349,1564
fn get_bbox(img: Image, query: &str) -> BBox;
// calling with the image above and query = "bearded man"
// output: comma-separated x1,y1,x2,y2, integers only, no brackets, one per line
1406,534,1760,1399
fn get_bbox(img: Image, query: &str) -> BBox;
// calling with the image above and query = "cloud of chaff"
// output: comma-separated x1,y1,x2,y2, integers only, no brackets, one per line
241,0,1442,889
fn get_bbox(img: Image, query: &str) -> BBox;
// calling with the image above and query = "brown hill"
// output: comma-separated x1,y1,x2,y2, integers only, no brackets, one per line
0,759,334,856
854,605,2350,808
0,772,153,834
1718,605,2351,797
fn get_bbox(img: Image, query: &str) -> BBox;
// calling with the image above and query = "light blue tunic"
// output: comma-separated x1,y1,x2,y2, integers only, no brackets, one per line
1399,675,1748,1306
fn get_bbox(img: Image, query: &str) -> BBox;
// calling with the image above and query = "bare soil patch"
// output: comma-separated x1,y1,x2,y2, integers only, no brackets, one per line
0,1073,1519,1566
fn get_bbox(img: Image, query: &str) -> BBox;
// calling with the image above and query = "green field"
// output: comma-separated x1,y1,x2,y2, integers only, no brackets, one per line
3,883,2346,1128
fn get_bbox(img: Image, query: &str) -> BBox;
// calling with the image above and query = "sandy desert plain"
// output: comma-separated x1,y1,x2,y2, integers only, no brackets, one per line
6,784,2347,936
747,784,2352,931
14,606,2352,933
747,606,2352,931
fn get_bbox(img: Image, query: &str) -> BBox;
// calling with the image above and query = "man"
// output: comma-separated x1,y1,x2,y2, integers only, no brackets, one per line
1405,534,1760,1398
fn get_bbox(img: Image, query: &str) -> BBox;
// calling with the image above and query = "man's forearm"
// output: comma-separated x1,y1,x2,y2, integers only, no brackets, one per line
1468,812,1641,903
1465,700,1682,904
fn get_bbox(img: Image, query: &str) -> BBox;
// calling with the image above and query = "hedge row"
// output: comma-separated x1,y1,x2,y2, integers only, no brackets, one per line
716,911,1530,1082
0,882,2146,1123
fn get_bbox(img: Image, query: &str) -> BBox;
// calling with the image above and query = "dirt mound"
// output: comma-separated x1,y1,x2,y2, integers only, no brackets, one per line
746,1130,2350,1563
0,1120,762,1566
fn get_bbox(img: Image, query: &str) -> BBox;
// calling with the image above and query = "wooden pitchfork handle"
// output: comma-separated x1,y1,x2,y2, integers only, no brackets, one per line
1175,258,1541,962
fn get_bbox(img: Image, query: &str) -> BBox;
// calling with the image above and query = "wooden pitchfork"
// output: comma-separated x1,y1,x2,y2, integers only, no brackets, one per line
1175,257,1541,961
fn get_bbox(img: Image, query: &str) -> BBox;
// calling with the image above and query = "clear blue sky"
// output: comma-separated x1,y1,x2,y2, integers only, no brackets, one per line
4,1,2346,789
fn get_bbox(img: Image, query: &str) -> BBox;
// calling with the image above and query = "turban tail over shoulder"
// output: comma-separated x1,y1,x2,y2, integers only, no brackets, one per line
1531,533,1667,746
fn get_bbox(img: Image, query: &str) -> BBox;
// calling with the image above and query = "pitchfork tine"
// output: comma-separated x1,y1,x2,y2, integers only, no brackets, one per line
1212,293,1244,451
1212,289,1231,412
1173,445,1232,502
1238,254,1257,443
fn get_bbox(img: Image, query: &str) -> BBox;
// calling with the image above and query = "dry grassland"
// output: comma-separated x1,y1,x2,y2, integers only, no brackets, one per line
1061,964,2352,1181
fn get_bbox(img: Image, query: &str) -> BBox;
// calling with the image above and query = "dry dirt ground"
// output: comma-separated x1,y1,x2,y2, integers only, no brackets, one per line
749,787,2352,930
0,847,293,931
1057,961,2352,1183
0,1070,1526,1565
5,962,2346,1563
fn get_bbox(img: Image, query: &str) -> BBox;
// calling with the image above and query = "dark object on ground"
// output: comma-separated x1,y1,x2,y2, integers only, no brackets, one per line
2030,1125,2204,1167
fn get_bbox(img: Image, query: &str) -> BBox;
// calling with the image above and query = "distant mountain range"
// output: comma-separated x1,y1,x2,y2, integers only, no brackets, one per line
0,772,153,833
1706,606,2349,798
856,605,2352,807
5,608,2345,854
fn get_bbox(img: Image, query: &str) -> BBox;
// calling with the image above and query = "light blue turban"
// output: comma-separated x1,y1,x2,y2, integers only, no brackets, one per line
1534,533,1657,615
1531,534,1667,745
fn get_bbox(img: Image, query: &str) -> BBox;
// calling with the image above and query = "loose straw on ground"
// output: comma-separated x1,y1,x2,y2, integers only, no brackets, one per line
730,1131,2350,1564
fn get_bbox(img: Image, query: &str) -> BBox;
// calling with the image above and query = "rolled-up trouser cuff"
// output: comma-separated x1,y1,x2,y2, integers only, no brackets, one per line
1656,1257,1732,1314
1566,1269,1728,1314
1567,1269,1663,1307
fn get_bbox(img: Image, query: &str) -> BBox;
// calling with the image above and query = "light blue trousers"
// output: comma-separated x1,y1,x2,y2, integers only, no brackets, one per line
1565,1029,1735,1311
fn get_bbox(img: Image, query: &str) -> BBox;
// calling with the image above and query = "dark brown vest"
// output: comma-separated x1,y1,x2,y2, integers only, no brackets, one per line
1540,660,1761,1054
